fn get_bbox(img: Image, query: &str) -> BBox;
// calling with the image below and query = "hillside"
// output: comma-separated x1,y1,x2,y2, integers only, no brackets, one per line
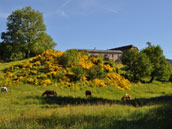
0,51,172,129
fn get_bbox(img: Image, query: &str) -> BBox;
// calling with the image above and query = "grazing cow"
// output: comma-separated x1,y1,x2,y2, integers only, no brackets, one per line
1,87,8,93
85,90,92,98
42,90,57,97
121,94,131,101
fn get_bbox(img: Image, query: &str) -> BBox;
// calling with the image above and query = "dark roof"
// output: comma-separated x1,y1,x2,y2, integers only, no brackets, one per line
109,44,139,51
166,59,172,65
77,49,122,54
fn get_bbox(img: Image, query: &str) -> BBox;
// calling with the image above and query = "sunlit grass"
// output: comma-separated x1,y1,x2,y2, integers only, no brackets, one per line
0,82,171,129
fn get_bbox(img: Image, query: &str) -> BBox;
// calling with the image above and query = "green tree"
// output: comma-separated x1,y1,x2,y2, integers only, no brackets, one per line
60,49,80,67
121,49,152,82
141,42,171,82
1,6,56,59
87,65,106,80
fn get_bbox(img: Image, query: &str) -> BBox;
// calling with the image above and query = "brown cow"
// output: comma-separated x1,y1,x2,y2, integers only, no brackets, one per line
42,90,57,97
85,90,92,98
121,94,131,101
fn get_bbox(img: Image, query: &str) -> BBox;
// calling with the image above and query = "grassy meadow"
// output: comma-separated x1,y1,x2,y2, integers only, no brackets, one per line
0,61,172,129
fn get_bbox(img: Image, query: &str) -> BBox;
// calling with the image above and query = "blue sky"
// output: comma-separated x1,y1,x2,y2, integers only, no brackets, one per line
0,0,172,59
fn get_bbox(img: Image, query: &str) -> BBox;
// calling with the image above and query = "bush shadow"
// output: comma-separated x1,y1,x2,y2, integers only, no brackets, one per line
124,95,172,106
25,94,172,107
25,95,121,105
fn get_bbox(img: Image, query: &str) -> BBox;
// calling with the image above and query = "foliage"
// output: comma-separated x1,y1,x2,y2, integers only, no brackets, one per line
0,6,56,60
141,42,172,82
87,65,106,80
122,42,172,82
156,57,172,81
121,49,152,82
106,73,131,90
71,67,86,81
104,60,115,68
60,49,80,67
0,49,131,90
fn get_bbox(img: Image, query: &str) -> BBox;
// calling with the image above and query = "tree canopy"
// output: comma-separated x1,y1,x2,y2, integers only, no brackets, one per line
122,42,172,82
141,42,172,82
1,6,56,60
121,49,152,82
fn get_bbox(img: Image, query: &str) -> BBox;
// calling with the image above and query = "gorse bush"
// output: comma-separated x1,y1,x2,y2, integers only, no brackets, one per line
0,49,131,90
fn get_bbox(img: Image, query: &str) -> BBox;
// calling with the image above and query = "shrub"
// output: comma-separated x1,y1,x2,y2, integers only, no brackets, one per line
60,49,80,67
87,65,106,80
71,67,85,81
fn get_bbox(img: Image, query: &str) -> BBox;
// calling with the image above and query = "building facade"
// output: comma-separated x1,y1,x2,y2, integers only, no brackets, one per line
77,49,123,62
77,45,138,62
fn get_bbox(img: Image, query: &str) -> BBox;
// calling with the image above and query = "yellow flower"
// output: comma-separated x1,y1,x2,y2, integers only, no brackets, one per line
92,79,106,87
53,83,58,87
42,79,51,86
106,73,131,90
104,64,114,72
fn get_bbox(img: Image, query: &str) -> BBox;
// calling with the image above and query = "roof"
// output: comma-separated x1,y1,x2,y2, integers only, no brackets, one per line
77,49,123,54
166,59,172,65
109,44,139,51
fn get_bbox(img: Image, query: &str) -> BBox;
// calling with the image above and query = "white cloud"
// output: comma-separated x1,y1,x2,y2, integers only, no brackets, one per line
102,8,119,14
55,0,72,17
71,0,120,16
59,0,72,9
52,0,120,18
56,10,68,17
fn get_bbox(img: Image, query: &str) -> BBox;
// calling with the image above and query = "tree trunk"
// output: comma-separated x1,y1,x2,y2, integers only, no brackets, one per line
25,50,30,58
149,76,154,83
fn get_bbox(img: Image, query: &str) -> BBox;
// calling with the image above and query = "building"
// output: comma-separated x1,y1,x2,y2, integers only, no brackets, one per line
109,44,139,54
166,59,172,65
77,45,138,62
77,49,123,62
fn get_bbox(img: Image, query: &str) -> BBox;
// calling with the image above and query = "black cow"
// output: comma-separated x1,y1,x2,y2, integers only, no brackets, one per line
42,90,57,97
85,90,92,98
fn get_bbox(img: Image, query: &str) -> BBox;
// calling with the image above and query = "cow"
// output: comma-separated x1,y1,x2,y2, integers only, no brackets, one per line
121,94,131,101
1,87,8,93
85,90,92,98
42,90,57,97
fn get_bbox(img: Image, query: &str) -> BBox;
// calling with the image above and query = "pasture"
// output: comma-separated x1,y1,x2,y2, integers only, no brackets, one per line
0,82,172,129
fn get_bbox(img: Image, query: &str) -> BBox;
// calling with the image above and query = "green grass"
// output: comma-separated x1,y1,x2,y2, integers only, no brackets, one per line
0,82,172,129
0,61,172,129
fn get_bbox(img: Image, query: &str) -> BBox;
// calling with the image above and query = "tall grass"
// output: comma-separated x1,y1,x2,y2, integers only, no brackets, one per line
0,82,172,129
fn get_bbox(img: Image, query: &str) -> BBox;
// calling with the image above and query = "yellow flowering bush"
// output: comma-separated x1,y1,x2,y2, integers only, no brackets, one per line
79,55,93,69
91,79,106,87
31,70,37,75
27,78,34,84
0,49,132,91
6,72,13,78
37,73,47,79
106,73,131,90
90,56,98,64
42,79,51,86
18,76,24,81
104,64,114,72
